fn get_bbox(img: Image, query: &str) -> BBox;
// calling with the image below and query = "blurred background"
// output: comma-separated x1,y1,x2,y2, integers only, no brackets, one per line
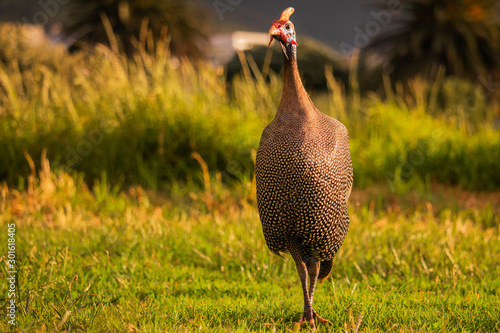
1,1,500,331
0,0,499,193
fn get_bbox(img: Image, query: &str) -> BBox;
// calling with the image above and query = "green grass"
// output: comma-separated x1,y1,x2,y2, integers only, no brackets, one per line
1,166,499,332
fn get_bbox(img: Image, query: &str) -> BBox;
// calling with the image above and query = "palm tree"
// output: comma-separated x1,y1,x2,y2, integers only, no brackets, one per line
57,0,211,58
363,0,500,84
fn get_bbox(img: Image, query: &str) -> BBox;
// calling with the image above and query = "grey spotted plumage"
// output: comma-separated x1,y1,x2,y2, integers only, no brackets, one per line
256,7,353,329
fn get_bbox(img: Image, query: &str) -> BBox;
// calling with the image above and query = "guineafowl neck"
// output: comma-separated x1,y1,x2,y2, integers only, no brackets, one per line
278,52,316,115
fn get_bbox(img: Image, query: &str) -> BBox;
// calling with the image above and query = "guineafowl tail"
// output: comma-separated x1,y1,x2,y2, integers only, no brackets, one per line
318,259,333,283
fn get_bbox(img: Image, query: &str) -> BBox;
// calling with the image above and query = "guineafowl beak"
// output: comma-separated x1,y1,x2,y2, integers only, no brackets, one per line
268,25,282,46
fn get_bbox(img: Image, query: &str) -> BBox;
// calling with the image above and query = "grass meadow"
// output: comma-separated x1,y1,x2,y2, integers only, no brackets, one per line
1,166,499,332
0,23,499,331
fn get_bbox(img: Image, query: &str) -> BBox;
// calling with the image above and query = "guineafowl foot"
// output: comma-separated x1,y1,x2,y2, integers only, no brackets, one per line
296,309,332,330
311,309,332,325
296,310,314,329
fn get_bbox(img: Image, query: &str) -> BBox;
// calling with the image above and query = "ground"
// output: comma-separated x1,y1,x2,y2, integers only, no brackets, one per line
1,171,499,332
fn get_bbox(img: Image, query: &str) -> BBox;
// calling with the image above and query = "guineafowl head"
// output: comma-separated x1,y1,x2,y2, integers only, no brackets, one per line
268,7,297,59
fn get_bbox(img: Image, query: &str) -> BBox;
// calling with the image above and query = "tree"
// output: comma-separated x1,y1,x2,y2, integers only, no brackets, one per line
363,0,500,84
57,0,211,58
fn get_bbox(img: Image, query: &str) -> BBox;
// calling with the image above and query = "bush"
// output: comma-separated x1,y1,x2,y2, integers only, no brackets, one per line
350,101,500,191
226,37,348,92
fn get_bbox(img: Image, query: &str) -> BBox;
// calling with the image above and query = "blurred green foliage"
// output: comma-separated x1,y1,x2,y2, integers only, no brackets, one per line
0,24,73,73
226,38,349,92
0,23,498,192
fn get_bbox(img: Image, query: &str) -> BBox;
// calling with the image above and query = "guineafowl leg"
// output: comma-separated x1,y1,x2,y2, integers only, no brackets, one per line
307,261,333,326
291,255,315,328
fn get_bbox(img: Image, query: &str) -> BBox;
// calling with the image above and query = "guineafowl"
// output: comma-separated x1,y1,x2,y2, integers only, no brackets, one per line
255,7,353,329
